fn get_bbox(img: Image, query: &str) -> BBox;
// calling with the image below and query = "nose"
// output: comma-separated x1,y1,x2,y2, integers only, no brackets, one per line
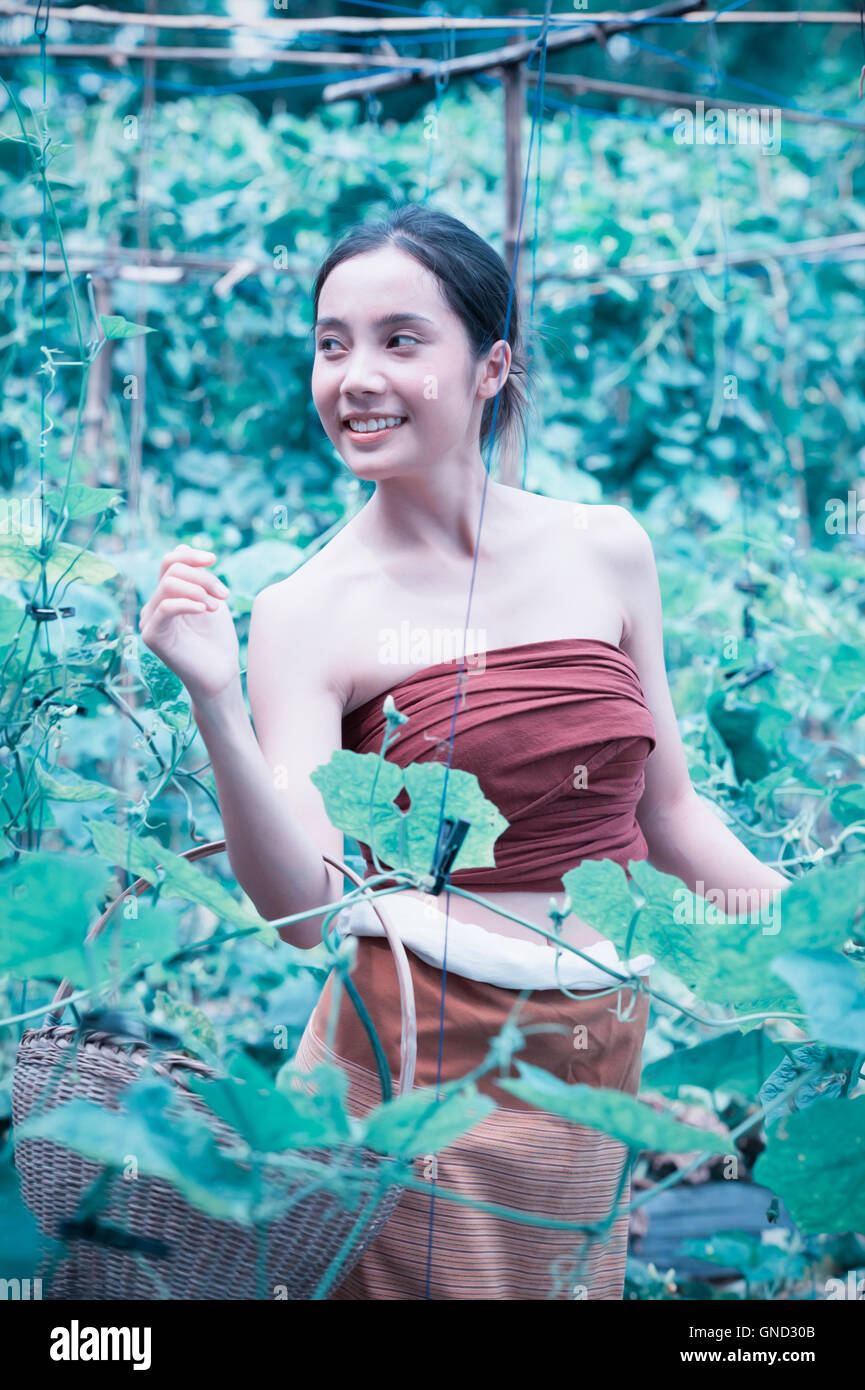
337,345,387,398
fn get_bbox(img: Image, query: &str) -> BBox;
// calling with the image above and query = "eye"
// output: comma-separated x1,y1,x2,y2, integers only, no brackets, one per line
317,336,341,352
389,333,419,348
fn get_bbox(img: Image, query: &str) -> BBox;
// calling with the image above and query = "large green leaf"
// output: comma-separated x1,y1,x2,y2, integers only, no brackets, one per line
46,484,124,519
33,758,126,803
0,853,112,983
0,534,118,585
560,857,862,1015
138,647,184,705
496,1061,730,1154
771,949,865,1051
0,849,183,987
362,1082,496,1159
642,1028,787,1098
310,748,508,877
188,1051,355,1151
86,820,276,943
753,1097,865,1234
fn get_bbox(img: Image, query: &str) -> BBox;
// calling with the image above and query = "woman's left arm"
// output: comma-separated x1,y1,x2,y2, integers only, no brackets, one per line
609,508,791,917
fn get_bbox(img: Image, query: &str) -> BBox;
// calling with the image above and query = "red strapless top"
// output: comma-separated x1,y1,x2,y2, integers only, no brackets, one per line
340,637,657,894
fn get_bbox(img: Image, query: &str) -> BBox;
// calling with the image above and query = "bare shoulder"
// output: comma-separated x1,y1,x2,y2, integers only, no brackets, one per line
524,494,649,562
589,503,652,556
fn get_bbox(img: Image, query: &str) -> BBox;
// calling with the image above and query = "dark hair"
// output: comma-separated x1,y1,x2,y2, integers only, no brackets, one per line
312,203,534,482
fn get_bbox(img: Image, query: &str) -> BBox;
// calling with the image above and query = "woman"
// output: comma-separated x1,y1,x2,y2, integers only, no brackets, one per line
140,203,789,1300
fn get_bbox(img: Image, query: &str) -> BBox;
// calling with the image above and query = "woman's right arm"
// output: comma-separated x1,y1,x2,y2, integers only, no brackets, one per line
139,545,346,948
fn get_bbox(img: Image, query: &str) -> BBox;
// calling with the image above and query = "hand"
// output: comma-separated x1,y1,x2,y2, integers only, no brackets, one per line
138,544,240,707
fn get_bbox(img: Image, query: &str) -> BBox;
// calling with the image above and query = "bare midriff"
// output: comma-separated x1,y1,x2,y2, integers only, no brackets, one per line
387,884,611,950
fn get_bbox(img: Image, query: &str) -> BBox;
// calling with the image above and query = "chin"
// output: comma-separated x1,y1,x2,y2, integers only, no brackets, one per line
342,457,406,481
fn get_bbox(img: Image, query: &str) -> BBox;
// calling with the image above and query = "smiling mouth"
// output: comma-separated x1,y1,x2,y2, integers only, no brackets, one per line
343,416,407,435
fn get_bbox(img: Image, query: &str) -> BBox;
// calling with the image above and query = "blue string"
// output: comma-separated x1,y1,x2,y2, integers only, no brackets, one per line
620,29,865,124
422,33,454,202
521,22,550,490
706,13,757,644
35,0,49,599
422,1,553,1302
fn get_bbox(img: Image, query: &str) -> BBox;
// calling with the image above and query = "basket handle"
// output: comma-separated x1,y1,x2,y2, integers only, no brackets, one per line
42,840,417,1095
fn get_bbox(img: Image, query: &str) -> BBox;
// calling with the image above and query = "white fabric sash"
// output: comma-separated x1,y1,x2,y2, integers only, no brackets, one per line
335,896,654,992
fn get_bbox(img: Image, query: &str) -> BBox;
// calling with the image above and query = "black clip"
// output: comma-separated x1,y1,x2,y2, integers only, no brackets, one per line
25,603,75,622
59,1216,170,1259
425,816,471,896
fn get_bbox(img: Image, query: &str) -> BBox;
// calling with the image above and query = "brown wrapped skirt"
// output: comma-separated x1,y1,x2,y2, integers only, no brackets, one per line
293,935,650,1301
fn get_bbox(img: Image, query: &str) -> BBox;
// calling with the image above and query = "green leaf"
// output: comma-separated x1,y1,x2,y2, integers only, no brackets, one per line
0,593,25,647
0,534,118,585
138,646,184,705
100,314,155,340
753,1096,865,1234
188,1052,355,1152
33,758,126,803
758,1042,854,1123
14,1073,261,1224
679,1232,805,1286
362,1082,496,1159
46,484,124,520
0,846,181,988
561,857,862,1015
85,820,276,943
562,857,717,997
154,696,191,732
642,1029,787,1098
496,1061,731,1154
310,749,508,877
771,950,865,1051
0,853,112,983
830,785,865,828
0,1142,51,1278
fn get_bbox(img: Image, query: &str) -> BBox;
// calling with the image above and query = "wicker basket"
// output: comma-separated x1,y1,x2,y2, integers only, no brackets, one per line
11,840,418,1300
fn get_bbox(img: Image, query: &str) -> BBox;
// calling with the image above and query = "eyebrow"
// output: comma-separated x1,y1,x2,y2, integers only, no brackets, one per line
314,312,435,332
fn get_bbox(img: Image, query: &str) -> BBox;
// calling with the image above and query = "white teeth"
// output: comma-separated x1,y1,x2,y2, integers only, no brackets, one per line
346,416,405,433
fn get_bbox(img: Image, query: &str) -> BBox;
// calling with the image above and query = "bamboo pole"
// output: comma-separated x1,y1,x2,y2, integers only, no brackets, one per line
1,44,423,69
536,230,865,282
3,234,864,285
503,14,527,281
1,4,863,34
321,1,700,103
500,12,529,489
528,71,865,134
82,274,114,481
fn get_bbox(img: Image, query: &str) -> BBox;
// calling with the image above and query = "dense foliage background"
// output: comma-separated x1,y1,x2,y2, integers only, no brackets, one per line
0,1,864,1301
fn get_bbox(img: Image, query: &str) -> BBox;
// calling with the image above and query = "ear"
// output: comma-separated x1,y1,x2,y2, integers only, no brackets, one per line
476,339,512,400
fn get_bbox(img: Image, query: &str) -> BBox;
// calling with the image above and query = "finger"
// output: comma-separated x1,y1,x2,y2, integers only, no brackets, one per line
160,562,229,599
162,576,221,609
158,544,217,579
149,597,209,624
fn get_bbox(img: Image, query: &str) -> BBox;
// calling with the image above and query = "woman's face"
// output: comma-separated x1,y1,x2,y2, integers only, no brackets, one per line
311,244,507,480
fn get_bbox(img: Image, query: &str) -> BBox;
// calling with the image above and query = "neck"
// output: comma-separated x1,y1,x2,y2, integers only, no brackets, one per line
361,450,514,560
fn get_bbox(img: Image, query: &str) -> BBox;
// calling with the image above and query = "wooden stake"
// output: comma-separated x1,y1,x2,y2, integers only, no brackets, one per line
528,71,865,134
503,14,527,281
1,4,862,34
